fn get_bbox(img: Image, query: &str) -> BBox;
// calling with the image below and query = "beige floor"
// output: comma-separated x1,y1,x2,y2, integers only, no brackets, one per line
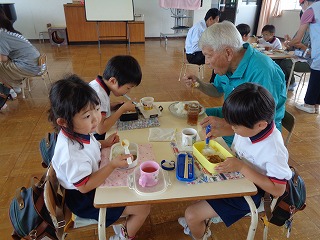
1,39,320,240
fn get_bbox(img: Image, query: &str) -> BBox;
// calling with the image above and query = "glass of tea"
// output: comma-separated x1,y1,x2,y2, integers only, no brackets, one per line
187,102,199,126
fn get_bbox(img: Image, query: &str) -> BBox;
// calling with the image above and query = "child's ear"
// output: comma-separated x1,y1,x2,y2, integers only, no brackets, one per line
108,77,118,85
257,120,268,129
56,118,68,128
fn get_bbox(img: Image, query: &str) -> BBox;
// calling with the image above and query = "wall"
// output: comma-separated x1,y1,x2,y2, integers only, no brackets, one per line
2,0,299,40
269,10,301,38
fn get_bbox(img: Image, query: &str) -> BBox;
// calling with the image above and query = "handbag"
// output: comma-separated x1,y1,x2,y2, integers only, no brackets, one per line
264,166,306,235
9,173,57,239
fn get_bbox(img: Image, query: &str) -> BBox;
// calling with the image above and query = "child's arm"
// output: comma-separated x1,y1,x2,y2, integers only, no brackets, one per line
96,100,136,134
215,157,286,197
76,153,131,193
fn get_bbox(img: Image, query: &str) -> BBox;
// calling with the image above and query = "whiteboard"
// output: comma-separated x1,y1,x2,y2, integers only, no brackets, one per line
85,0,134,21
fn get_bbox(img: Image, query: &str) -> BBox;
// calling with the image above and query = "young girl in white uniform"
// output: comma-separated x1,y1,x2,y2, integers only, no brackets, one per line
179,83,292,240
48,75,150,240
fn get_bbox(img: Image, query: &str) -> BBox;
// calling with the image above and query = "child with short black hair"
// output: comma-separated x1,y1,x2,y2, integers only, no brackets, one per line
178,83,292,240
258,24,282,50
236,23,251,42
49,75,150,240
89,55,142,140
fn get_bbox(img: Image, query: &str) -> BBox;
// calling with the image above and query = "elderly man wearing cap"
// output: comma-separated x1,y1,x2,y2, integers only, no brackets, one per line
288,0,320,114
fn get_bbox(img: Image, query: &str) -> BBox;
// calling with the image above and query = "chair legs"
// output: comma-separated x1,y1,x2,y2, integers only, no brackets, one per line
293,73,307,103
178,63,204,81
21,71,52,98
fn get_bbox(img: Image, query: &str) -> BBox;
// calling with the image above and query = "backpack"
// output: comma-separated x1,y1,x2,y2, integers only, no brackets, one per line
9,173,58,239
39,132,58,168
264,166,306,235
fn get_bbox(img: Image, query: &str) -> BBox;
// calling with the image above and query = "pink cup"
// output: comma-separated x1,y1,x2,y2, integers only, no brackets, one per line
138,161,160,187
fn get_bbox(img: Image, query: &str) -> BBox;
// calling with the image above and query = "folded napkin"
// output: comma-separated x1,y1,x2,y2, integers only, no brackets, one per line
148,128,176,142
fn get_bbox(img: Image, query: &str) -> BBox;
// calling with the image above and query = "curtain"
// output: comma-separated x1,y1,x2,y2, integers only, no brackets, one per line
257,0,277,36
271,0,283,17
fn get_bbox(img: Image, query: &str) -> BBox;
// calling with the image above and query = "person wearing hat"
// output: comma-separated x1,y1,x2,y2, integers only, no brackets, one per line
287,0,320,114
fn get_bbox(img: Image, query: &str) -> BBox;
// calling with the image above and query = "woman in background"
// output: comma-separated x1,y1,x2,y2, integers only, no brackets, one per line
0,8,40,98
288,0,320,114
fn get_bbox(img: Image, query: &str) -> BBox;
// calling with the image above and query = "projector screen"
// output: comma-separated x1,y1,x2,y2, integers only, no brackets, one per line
85,0,134,21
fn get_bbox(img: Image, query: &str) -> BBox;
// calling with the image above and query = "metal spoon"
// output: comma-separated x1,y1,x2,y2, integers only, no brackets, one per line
121,139,132,165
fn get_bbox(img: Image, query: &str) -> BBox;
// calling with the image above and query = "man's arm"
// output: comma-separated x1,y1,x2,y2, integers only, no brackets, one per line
197,79,223,97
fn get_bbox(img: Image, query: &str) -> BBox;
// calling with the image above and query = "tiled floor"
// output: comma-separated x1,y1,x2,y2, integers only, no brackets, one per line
1,39,320,239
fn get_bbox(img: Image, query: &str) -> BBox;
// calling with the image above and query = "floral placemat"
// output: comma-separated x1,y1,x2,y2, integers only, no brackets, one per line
100,144,155,187
117,116,160,131
187,159,243,185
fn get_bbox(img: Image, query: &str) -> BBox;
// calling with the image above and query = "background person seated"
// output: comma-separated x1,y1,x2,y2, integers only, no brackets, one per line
0,9,41,97
257,24,282,50
185,8,220,83
236,23,251,42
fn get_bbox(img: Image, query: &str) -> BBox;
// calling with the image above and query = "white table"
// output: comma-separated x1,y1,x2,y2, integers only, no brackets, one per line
94,102,258,240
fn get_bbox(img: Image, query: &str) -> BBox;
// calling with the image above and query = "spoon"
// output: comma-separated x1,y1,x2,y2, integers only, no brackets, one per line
202,125,215,157
121,139,132,165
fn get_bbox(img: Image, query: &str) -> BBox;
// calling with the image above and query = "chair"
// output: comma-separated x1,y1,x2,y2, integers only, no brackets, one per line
178,49,204,81
22,53,52,98
286,58,311,101
258,110,295,239
282,110,296,146
44,165,126,239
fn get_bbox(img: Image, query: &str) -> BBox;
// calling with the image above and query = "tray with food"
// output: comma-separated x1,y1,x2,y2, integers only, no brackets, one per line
193,140,233,174
109,142,139,169
168,101,205,118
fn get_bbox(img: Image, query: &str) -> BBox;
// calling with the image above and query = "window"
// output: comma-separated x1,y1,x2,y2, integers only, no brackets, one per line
282,0,301,10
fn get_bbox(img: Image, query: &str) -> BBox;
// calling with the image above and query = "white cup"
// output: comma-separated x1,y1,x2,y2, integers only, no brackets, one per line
181,128,197,147
140,97,154,111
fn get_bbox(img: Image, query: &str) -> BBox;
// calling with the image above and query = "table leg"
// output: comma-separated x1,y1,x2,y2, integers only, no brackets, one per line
244,196,258,240
98,208,106,240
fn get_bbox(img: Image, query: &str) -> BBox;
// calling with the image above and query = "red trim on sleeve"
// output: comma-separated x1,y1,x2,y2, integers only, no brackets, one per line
73,176,89,187
269,177,287,185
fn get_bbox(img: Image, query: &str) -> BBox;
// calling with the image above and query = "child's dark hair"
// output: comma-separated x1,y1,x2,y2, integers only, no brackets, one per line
48,74,100,148
262,24,276,34
236,23,251,37
204,8,220,21
103,55,142,87
222,83,275,129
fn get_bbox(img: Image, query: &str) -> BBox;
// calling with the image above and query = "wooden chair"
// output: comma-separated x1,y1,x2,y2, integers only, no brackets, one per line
258,110,296,239
178,49,204,81
44,165,126,239
22,53,52,98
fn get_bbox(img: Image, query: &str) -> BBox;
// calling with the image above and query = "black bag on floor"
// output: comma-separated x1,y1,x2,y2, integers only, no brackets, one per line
0,83,11,109
264,166,306,227
9,173,57,239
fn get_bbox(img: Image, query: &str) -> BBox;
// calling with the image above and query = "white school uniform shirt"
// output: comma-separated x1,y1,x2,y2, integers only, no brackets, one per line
52,130,101,190
231,124,292,182
258,37,282,50
89,76,111,117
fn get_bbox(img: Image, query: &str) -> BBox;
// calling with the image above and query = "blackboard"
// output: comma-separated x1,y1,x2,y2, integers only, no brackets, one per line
84,0,134,21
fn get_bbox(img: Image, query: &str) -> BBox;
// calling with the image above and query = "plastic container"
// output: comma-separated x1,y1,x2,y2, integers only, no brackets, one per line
193,140,233,174
128,167,170,196
109,142,138,169
176,153,195,182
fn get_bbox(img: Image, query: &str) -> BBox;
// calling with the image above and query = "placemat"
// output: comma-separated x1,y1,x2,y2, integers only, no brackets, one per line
117,116,160,131
187,159,243,185
100,144,156,187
